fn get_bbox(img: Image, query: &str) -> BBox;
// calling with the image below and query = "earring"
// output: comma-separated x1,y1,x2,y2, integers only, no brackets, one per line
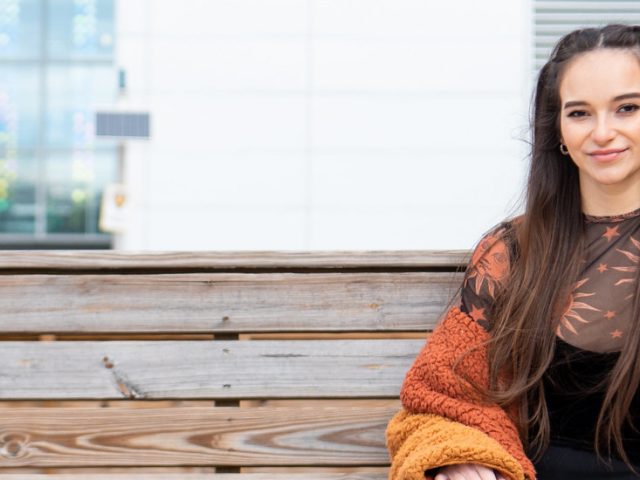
559,143,569,155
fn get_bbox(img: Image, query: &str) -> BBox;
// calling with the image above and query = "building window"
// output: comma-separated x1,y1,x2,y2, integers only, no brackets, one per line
0,0,116,248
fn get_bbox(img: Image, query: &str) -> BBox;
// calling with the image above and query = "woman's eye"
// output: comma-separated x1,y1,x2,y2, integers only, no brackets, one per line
567,110,587,118
618,103,639,114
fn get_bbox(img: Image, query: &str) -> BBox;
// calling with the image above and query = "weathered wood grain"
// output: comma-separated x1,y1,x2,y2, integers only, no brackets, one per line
0,406,395,467
1,339,424,399
0,251,449,476
0,250,468,271
0,475,387,479
0,272,460,333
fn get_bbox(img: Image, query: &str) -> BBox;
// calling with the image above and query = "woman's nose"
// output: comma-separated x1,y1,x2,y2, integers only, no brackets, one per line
591,116,616,145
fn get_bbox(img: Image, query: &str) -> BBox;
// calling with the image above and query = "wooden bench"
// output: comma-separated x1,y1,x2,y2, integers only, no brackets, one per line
0,250,466,479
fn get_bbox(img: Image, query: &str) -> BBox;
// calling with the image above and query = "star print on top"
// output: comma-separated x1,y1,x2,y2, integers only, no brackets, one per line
460,207,640,353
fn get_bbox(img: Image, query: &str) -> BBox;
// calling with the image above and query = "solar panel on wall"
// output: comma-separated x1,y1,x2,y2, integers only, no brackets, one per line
95,112,151,139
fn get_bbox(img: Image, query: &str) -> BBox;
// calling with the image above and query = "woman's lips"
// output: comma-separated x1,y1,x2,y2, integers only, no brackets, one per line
588,148,628,162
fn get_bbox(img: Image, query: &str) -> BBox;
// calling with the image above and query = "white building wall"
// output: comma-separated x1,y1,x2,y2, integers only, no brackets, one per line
115,0,533,251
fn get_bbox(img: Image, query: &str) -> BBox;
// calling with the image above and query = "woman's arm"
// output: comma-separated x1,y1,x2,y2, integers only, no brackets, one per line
435,464,508,480
386,306,536,480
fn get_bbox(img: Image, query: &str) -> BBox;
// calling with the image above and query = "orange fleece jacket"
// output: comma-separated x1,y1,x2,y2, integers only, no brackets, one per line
386,306,536,480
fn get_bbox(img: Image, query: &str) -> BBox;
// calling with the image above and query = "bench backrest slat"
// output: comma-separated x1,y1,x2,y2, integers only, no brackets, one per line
3,340,423,399
0,272,460,333
2,405,396,467
1,475,389,479
0,250,467,270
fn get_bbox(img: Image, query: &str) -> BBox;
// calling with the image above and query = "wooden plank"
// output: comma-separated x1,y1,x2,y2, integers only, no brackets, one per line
0,475,387,479
0,250,467,271
0,399,397,409
244,468,387,474
0,406,395,467
0,467,387,474
0,339,424,399
0,272,459,333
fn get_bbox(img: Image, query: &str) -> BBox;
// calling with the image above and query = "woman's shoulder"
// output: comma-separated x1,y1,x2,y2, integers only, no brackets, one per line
467,217,520,286
460,216,521,326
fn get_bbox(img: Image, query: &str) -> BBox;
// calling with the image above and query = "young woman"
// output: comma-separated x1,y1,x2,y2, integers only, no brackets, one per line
386,24,640,480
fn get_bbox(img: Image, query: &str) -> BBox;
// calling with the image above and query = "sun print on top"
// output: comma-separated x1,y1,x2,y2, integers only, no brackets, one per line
556,230,639,349
463,217,639,351
556,277,600,339
464,226,511,301
612,235,640,300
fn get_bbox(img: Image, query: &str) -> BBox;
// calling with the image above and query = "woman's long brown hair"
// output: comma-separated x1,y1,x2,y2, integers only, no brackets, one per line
481,24,640,467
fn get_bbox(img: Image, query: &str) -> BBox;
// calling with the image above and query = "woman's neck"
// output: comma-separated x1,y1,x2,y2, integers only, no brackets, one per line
579,178,640,217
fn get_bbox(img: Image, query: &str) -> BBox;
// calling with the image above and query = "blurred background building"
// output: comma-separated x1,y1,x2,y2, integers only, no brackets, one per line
0,0,638,250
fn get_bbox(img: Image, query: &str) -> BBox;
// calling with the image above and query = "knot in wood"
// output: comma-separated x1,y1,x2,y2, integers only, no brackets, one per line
0,432,28,458
102,356,114,369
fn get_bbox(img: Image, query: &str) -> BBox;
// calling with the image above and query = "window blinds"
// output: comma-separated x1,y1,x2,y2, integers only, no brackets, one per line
534,1,640,69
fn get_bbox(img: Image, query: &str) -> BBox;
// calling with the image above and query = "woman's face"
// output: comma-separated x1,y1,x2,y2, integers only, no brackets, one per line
559,48,640,212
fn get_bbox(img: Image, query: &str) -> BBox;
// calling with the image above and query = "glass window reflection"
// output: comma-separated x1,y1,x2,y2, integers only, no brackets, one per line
46,149,116,234
0,0,116,243
0,67,39,148
0,0,40,60
48,0,114,60
0,152,36,233
46,66,116,148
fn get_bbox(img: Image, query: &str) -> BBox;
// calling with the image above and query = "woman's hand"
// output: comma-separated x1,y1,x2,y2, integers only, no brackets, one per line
434,463,508,480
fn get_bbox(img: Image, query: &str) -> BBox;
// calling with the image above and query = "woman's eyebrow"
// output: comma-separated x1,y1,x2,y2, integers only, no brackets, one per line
563,92,640,109
563,100,587,109
613,92,640,101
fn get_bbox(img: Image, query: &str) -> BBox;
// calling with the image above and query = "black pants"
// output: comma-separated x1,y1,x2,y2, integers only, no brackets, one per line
535,445,640,479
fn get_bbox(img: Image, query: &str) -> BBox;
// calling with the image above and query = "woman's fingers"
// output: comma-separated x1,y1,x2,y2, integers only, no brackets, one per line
434,464,504,480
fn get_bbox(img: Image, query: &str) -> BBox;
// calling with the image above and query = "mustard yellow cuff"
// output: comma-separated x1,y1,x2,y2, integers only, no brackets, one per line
386,410,529,480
